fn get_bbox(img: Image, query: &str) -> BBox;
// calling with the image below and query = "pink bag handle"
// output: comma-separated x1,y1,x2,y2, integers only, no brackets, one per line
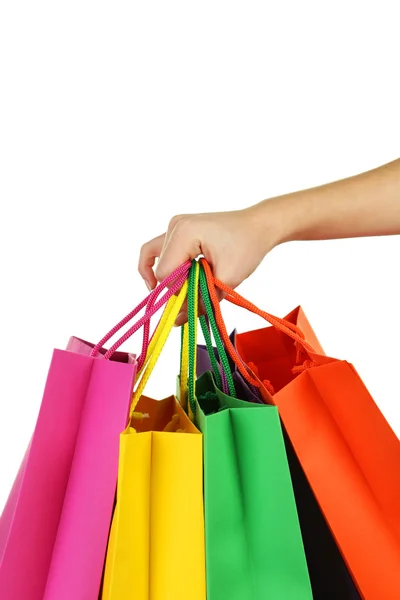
104,272,188,360
136,269,188,370
90,261,191,359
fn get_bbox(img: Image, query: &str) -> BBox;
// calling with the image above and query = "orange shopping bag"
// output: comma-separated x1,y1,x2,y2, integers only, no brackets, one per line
201,258,400,600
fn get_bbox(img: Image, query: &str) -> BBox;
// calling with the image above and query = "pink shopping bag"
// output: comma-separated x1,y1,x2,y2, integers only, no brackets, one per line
0,262,190,600
0,346,136,600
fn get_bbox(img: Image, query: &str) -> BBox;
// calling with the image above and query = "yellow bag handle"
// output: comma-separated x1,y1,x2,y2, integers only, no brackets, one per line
137,293,177,379
129,280,188,419
179,322,189,410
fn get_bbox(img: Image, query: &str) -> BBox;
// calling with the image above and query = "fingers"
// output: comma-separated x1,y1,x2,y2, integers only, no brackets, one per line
174,295,206,327
138,233,165,290
139,215,198,292
174,298,188,327
174,288,224,327
140,206,265,299
155,217,202,282
139,218,228,331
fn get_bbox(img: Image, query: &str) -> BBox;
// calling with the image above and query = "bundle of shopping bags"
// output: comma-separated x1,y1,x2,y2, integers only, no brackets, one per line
1,258,399,599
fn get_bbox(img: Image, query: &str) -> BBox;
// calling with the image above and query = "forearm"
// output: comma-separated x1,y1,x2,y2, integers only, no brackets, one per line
253,158,400,247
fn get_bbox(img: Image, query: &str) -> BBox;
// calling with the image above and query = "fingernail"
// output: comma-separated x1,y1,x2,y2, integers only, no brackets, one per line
174,312,186,327
145,280,152,291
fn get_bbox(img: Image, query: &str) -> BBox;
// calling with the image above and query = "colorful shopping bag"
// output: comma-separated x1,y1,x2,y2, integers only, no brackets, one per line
102,277,206,600
185,261,312,600
202,257,400,600
196,306,322,403
197,330,263,403
0,344,136,600
0,263,190,600
196,315,361,598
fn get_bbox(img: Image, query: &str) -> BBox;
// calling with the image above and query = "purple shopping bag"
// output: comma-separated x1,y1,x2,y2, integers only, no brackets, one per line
196,329,263,403
0,262,191,600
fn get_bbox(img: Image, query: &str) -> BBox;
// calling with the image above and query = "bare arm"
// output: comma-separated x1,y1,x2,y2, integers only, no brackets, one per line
139,158,400,324
262,158,400,245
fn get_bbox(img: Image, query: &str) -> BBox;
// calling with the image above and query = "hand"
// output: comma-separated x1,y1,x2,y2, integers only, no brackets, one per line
138,205,280,326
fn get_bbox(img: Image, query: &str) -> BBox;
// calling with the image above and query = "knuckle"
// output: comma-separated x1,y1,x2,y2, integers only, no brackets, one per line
172,216,196,237
168,213,190,230
154,262,165,281
138,243,149,262
140,238,151,252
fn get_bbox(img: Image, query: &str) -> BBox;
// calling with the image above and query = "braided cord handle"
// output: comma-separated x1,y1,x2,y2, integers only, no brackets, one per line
136,269,188,370
129,280,188,418
91,261,191,359
103,275,186,360
137,293,176,380
198,262,236,397
187,260,200,418
200,257,316,388
199,315,224,390
179,322,189,410
180,265,232,408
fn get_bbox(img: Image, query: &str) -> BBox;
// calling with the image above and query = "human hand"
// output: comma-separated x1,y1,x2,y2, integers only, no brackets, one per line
138,205,281,326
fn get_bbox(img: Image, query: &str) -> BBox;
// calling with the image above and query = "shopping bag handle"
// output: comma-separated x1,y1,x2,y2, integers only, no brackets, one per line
200,260,262,400
137,290,180,378
179,259,237,418
102,272,187,360
198,262,236,397
90,261,191,359
200,257,316,388
180,263,233,403
135,266,189,370
129,280,189,418
198,317,229,395
187,260,200,417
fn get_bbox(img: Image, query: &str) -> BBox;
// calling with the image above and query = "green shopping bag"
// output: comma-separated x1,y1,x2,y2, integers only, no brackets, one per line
184,260,313,600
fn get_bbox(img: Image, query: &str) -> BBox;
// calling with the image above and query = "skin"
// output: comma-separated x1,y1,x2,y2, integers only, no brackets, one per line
139,158,400,325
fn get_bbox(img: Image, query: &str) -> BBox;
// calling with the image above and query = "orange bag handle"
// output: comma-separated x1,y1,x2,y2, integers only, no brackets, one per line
200,258,316,388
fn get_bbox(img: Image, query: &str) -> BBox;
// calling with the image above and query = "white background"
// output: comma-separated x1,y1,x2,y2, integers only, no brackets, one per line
0,1,399,511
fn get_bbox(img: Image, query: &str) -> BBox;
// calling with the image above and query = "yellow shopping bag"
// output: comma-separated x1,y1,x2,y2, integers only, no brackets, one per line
102,280,206,600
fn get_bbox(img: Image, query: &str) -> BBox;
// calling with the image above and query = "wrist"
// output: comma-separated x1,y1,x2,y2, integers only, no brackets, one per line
245,194,301,254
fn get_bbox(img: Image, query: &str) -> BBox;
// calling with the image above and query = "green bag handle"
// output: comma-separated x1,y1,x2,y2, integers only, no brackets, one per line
199,315,223,390
187,260,200,416
182,259,237,417
198,263,236,398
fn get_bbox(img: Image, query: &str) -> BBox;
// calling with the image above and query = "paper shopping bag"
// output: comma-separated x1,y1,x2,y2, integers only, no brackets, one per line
102,274,206,600
102,395,206,600
201,257,400,600
0,347,135,600
194,371,312,600
0,263,191,600
185,260,312,600
196,325,361,599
